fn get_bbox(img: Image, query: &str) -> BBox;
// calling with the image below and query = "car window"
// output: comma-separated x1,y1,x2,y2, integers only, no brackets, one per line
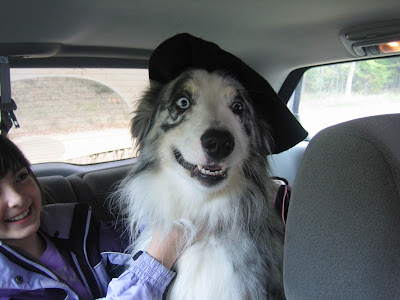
8,68,148,164
290,56,400,137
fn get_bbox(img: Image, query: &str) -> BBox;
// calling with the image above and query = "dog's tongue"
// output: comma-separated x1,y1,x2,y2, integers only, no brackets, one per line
204,165,221,171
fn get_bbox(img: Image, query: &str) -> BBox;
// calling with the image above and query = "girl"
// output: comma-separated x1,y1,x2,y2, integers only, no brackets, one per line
0,135,184,299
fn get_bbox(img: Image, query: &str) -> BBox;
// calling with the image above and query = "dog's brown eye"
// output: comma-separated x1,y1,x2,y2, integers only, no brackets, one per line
231,102,243,114
176,97,190,109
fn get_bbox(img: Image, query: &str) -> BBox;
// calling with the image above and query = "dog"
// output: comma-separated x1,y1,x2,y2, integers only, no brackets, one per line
115,68,286,299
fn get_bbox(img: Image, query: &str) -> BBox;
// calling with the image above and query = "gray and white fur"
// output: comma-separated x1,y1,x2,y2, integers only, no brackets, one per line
115,69,285,299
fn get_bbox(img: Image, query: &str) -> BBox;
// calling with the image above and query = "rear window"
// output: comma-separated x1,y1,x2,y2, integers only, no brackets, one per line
8,68,149,164
291,56,400,137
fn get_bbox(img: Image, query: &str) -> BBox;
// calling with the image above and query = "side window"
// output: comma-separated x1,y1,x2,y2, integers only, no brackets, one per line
290,56,400,137
8,68,149,164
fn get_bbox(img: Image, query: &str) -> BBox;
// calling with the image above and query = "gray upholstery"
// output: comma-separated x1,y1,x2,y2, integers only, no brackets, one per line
284,114,400,299
269,141,307,184
69,165,131,220
38,165,131,222
39,175,78,204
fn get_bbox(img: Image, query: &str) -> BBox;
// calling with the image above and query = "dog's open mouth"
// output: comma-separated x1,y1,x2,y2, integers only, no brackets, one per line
173,149,227,186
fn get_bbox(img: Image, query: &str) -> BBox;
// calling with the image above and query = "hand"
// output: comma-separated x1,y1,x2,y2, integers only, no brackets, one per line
147,224,203,269
147,227,186,269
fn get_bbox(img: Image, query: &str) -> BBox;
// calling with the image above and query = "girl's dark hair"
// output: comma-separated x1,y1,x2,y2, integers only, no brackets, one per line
0,135,49,204
0,135,31,179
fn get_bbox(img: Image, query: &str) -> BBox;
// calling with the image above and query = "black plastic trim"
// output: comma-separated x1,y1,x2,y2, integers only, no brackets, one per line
278,67,309,104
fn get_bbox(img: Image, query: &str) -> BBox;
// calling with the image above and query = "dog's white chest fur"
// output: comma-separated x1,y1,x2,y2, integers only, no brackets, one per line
170,238,242,300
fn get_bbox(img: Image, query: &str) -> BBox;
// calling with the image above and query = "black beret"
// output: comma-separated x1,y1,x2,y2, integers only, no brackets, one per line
149,33,308,154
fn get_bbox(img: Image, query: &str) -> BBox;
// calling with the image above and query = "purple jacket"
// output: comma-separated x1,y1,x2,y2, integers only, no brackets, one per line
0,203,175,299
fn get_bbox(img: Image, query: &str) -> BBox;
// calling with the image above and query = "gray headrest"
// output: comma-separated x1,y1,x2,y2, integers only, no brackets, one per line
284,114,400,299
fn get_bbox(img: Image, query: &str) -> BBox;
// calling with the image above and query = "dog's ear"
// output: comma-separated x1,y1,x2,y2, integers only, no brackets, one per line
245,94,274,155
255,117,274,156
131,85,162,149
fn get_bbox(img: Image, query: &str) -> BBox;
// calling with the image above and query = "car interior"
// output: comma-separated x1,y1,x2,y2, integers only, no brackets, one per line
1,0,400,298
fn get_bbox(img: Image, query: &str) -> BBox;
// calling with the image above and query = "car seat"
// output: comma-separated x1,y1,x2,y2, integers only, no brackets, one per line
283,114,400,299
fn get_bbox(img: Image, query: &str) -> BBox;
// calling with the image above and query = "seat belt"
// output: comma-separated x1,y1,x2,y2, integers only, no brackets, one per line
0,56,19,135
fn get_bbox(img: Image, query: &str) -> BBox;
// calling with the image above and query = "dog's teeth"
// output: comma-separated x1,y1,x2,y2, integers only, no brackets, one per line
198,165,228,176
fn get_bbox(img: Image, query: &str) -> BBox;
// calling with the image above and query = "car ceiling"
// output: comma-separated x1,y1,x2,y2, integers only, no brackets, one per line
2,0,400,90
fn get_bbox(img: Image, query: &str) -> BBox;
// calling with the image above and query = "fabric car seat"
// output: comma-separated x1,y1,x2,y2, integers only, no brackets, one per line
283,114,400,299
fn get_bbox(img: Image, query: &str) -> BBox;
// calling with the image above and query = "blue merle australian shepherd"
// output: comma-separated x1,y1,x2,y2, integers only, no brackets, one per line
115,34,307,300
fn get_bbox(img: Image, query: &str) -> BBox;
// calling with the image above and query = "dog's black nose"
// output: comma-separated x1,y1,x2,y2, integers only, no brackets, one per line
201,129,235,160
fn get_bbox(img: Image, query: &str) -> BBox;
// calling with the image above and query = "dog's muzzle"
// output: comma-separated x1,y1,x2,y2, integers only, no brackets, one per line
173,129,234,187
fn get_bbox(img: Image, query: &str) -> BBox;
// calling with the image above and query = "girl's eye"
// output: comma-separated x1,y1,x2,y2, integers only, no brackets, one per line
176,97,190,109
16,169,29,182
231,102,243,115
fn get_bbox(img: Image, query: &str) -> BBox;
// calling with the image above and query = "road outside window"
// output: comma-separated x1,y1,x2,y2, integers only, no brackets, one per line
8,68,149,164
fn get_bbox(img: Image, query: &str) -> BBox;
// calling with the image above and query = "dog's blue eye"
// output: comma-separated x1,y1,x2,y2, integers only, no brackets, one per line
231,102,243,114
176,97,190,109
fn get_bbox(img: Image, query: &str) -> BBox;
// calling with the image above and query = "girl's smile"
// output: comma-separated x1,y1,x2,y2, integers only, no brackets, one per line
5,206,32,223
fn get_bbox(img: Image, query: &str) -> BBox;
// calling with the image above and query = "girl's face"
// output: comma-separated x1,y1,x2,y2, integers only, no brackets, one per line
0,167,42,247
